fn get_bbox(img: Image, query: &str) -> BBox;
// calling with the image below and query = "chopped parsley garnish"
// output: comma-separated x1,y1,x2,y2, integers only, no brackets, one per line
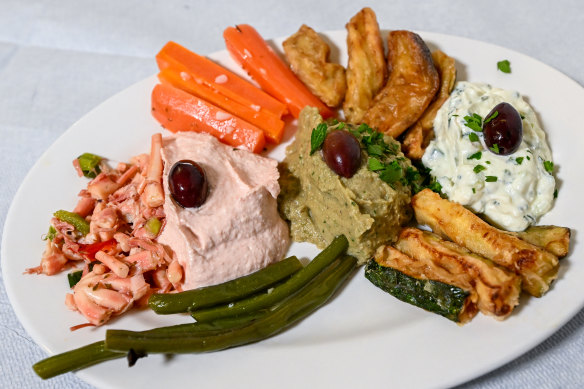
554,188,558,199
543,160,554,174
468,132,480,142
497,60,511,73
463,113,483,132
490,144,500,154
467,151,482,160
472,187,476,194
484,111,499,124
310,123,327,155
515,156,524,165
378,161,403,184
526,155,531,160
473,164,486,173
485,176,498,182
520,113,526,120
486,161,491,164
367,144,385,157
368,157,385,171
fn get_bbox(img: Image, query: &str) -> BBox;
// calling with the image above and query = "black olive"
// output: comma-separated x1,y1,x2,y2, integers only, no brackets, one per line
168,160,208,208
483,102,523,155
322,130,361,178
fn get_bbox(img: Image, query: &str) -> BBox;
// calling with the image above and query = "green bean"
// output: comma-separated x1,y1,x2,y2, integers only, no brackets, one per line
53,210,90,235
33,341,123,380
191,235,348,322
148,255,303,314
105,255,357,354
32,310,268,379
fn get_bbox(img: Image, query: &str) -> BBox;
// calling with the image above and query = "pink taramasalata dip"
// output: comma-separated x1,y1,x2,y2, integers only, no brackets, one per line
157,132,290,290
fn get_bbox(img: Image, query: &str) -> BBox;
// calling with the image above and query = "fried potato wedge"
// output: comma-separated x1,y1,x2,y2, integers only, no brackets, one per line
394,228,521,320
412,189,559,297
363,30,439,139
513,225,571,258
373,245,479,324
283,24,347,108
402,50,456,159
343,7,386,123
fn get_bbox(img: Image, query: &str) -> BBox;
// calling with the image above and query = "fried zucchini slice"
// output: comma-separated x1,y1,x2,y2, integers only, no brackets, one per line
366,257,476,324
363,30,439,139
412,189,559,297
369,245,478,323
343,7,387,123
394,228,521,320
513,225,571,258
402,50,456,159
283,24,347,108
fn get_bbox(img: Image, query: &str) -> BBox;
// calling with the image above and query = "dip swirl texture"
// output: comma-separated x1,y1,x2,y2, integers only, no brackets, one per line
422,82,556,231
158,132,290,290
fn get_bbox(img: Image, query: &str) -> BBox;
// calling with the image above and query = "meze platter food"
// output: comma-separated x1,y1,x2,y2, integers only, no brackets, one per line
3,7,584,389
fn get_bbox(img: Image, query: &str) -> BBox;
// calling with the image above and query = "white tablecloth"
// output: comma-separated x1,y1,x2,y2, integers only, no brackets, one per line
1,1,583,388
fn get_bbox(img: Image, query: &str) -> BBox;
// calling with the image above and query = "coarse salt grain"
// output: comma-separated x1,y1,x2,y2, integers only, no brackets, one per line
215,74,228,84
215,111,232,121
180,72,191,81
250,104,261,112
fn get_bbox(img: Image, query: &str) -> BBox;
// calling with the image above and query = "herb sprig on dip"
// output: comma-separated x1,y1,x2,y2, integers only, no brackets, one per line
310,119,441,194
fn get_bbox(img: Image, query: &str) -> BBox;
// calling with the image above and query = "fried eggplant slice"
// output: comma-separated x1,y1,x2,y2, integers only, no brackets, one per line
394,228,521,320
513,225,571,258
343,7,387,123
412,189,559,297
363,30,439,139
402,50,456,159
283,24,347,108
370,245,478,323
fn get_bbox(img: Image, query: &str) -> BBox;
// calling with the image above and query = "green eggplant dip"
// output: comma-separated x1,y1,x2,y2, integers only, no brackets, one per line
278,107,417,264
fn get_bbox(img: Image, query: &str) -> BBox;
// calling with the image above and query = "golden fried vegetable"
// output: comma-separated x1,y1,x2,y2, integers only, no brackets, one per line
513,225,571,258
394,228,521,320
283,24,347,108
412,189,559,297
402,50,456,159
363,30,439,139
343,7,386,123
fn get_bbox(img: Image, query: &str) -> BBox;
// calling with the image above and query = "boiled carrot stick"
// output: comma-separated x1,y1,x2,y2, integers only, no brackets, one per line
223,24,334,119
156,41,288,119
151,83,266,154
158,68,285,144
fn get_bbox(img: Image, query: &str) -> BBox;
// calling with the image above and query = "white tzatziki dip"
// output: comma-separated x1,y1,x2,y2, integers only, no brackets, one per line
422,81,556,231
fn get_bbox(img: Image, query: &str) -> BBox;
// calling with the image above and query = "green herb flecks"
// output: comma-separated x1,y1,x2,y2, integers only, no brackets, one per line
467,151,482,160
543,160,554,174
463,113,483,132
310,123,327,155
484,111,499,124
468,132,480,142
497,60,511,73
473,165,486,174
485,176,498,182
368,158,385,171
515,157,524,165
490,144,500,154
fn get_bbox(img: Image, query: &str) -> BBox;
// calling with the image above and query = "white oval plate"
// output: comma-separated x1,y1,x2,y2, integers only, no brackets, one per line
3,31,584,389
